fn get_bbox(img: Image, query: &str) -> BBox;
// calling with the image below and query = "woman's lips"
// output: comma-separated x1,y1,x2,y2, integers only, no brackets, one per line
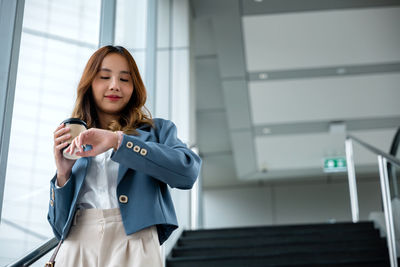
105,96,121,101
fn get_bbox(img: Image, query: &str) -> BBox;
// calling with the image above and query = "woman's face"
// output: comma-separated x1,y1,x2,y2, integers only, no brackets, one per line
91,53,134,117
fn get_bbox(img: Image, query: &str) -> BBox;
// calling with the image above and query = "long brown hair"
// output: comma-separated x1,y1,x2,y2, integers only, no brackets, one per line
71,45,154,135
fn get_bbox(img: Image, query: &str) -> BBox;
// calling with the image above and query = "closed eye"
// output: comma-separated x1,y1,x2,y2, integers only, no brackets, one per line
120,78,129,82
100,76,110,80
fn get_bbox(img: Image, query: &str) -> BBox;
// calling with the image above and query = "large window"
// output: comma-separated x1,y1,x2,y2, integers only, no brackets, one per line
0,0,195,264
0,0,100,264
115,0,148,82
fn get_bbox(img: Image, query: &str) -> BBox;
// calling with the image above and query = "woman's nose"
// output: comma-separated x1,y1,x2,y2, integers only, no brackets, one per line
109,76,120,91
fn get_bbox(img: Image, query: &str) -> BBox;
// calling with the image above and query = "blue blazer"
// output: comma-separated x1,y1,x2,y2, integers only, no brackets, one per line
47,118,202,245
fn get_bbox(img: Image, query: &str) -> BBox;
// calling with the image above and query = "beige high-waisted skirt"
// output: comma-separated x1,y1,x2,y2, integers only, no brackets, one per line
55,208,163,267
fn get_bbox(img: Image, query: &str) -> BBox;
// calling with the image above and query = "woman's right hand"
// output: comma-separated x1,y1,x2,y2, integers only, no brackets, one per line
53,123,77,186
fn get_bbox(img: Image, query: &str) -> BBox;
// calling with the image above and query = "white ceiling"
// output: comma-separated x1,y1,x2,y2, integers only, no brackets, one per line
249,73,400,125
192,0,400,188
242,7,400,71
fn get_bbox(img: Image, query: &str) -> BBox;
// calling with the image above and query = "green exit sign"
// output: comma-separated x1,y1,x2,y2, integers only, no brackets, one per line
323,157,347,173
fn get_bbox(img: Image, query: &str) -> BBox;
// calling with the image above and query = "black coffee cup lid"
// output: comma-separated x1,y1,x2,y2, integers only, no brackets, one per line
61,118,88,128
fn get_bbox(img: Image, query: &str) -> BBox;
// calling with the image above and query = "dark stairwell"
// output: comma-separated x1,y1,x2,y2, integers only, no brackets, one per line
166,221,394,267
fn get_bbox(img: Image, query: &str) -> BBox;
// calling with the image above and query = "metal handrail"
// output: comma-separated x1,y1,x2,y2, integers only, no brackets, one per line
345,134,399,267
347,134,400,166
388,127,400,198
6,237,58,267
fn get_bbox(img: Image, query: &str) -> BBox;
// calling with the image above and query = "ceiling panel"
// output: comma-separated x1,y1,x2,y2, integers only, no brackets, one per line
241,0,400,16
254,116,400,136
197,110,231,154
195,57,224,110
193,17,217,57
249,73,400,125
213,5,246,79
243,7,400,71
222,80,251,130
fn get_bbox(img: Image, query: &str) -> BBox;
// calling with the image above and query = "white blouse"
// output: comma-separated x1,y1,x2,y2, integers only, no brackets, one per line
56,148,119,209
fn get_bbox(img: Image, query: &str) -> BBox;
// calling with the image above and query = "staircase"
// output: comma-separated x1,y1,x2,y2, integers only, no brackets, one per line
166,222,393,267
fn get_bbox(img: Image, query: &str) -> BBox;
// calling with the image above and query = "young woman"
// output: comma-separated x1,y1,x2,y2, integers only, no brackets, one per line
48,45,201,266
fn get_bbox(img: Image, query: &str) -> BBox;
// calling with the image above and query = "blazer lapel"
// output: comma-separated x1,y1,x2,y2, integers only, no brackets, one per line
117,164,129,185
72,156,90,196
136,129,151,141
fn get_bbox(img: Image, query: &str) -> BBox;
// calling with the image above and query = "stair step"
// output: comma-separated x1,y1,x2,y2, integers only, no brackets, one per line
180,228,379,241
166,251,390,267
172,239,387,258
182,222,375,239
178,230,381,247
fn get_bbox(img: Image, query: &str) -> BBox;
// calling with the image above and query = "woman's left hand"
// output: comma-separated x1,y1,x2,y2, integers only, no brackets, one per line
65,128,118,158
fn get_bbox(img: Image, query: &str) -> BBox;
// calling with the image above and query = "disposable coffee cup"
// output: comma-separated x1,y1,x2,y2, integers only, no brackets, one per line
61,118,88,160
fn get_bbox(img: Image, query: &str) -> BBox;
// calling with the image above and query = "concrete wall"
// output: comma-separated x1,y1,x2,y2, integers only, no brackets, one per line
203,177,382,228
